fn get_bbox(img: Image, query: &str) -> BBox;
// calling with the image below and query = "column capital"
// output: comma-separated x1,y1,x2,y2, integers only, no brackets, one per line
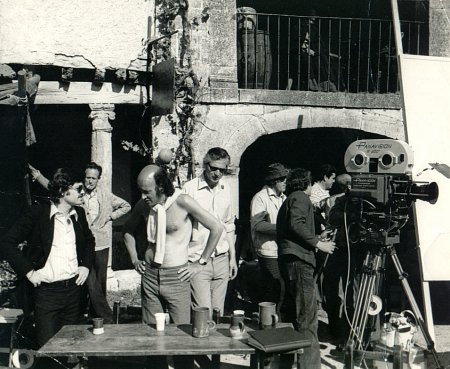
89,103,115,131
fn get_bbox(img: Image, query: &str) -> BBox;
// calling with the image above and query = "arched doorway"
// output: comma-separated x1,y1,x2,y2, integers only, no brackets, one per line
238,127,386,226
236,126,428,317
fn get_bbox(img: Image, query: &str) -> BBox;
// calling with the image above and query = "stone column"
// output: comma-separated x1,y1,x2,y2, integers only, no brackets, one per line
429,0,450,57
89,103,115,272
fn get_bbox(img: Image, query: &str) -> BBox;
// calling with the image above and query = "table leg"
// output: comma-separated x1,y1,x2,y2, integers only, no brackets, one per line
211,354,220,369
250,351,266,369
250,353,259,369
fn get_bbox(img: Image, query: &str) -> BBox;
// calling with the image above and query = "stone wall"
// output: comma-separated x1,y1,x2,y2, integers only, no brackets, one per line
151,102,404,216
0,0,152,70
429,0,450,56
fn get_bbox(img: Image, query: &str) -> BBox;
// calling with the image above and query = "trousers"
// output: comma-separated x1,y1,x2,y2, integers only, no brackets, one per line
258,256,285,313
279,256,321,369
190,253,229,316
142,263,191,324
86,248,113,322
34,276,82,347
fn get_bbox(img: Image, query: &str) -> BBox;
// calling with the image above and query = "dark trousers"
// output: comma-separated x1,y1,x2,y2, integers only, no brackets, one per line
34,277,82,347
279,257,321,369
258,256,285,314
86,248,113,322
323,247,360,343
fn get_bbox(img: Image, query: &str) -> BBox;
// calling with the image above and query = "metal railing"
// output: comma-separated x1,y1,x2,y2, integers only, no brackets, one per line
236,12,427,93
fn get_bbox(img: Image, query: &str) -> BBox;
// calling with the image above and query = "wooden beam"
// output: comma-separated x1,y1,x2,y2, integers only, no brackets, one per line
34,81,145,104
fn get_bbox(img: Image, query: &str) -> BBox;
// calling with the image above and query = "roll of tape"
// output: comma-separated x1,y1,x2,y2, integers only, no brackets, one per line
11,349,34,369
368,295,382,316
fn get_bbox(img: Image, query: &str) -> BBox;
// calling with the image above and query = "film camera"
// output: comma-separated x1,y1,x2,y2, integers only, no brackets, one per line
344,139,438,246
343,146,444,368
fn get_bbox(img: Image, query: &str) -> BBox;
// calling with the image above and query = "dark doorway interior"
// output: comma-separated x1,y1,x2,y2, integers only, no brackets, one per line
26,104,148,209
238,127,385,222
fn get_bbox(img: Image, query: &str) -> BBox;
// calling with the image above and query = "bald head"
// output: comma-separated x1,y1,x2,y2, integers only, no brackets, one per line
137,165,175,206
137,164,160,184
329,173,352,196
336,173,351,186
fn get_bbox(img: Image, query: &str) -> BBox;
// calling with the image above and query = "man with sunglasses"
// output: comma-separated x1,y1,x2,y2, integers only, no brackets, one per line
250,163,288,312
28,162,131,323
1,168,94,348
181,147,238,316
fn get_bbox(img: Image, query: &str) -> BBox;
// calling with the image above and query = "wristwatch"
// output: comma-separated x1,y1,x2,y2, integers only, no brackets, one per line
199,257,208,266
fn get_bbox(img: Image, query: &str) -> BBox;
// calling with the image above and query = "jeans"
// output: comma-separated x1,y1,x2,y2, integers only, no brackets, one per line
190,253,229,316
34,277,82,347
86,248,113,322
279,257,321,369
258,256,285,313
142,263,191,324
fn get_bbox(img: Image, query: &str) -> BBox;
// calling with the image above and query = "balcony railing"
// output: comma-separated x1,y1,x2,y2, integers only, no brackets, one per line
236,12,427,93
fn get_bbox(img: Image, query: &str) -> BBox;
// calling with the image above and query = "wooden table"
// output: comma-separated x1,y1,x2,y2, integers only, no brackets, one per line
37,322,308,368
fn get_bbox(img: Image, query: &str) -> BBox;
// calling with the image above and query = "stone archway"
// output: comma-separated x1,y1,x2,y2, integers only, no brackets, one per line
189,104,404,219
191,104,405,171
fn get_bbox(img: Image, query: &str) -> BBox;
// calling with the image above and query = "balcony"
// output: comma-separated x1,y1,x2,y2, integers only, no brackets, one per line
236,11,427,94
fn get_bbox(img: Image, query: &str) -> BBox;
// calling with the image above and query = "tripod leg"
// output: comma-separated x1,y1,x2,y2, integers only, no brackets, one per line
357,253,383,348
347,252,383,349
388,247,444,369
348,254,371,344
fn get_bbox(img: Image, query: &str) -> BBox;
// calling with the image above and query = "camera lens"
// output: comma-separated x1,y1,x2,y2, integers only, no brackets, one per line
354,154,364,166
381,153,394,167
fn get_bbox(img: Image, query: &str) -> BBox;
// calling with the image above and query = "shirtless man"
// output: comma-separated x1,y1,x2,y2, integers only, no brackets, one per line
123,165,223,324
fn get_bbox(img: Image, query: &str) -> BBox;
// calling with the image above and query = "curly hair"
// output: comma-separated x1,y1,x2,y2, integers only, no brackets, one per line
47,168,84,201
154,166,175,197
313,164,336,183
286,168,312,195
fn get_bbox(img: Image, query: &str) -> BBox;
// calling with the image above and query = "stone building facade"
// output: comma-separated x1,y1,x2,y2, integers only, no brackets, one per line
1,0,449,266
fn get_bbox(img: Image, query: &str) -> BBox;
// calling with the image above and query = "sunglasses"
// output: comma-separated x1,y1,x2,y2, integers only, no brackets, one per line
207,163,227,174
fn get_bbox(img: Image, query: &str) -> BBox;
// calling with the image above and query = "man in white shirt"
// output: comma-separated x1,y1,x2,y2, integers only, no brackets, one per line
1,168,94,347
182,147,238,316
250,163,288,310
310,164,336,233
28,162,131,323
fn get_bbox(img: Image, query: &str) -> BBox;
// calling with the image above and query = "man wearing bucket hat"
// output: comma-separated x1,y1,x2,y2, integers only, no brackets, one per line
250,163,288,311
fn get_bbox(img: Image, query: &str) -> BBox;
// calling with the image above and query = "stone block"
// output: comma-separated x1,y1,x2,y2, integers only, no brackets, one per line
226,104,264,115
107,269,141,292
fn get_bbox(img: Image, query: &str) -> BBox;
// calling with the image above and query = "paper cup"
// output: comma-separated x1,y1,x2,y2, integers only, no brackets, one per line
155,313,166,331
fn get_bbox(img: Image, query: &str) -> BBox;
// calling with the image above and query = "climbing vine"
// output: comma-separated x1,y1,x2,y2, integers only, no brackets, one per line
120,1,210,181
154,0,210,180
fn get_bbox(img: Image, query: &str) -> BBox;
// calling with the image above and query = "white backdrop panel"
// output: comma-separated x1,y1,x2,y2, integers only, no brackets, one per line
400,54,450,280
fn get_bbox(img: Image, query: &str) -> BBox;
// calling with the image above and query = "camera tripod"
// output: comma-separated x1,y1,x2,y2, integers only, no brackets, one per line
346,241,443,369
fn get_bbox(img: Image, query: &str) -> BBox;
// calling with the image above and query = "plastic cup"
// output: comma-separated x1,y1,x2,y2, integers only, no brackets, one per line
155,313,166,331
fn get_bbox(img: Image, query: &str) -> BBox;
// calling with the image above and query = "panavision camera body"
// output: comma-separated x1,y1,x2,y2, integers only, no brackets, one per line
344,139,438,206
345,139,414,175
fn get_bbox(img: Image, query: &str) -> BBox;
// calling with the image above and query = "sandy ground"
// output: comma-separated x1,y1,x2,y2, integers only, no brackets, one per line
219,320,450,369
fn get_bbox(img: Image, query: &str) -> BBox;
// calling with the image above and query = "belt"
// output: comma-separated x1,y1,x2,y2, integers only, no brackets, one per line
40,275,78,288
212,252,229,258
149,262,188,270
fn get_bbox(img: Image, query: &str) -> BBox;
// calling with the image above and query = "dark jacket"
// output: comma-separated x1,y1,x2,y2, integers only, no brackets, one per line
0,202,95,278
276,190,319,267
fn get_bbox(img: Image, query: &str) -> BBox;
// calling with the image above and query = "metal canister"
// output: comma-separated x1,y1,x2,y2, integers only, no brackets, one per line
113,301,120,324
212,308,221,324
